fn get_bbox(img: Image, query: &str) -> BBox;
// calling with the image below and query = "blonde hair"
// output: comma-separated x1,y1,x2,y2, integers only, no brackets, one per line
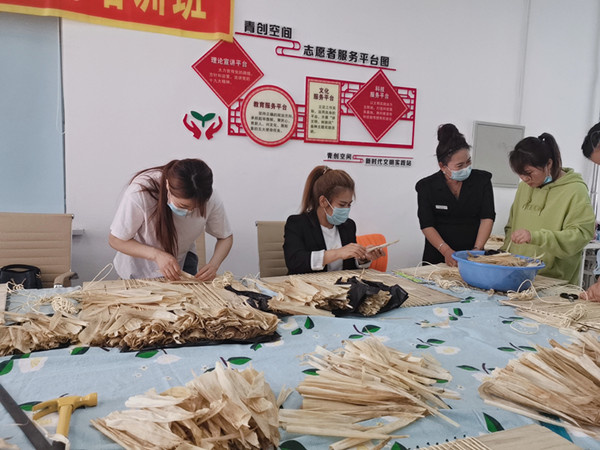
300,165,355,213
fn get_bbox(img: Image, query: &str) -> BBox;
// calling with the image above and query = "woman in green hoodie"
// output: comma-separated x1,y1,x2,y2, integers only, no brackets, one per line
502,133,595,284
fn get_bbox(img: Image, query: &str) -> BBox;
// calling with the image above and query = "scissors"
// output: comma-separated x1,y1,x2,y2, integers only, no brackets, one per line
559,292,578,302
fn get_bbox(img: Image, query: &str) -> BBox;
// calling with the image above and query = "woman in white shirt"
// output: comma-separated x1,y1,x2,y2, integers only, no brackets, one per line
109,159,233,281
283,165,384,274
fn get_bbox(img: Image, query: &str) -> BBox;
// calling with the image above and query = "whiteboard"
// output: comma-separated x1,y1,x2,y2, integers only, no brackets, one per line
472,121,525,188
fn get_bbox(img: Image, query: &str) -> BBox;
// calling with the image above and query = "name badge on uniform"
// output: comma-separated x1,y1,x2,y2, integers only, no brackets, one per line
435,204,448,210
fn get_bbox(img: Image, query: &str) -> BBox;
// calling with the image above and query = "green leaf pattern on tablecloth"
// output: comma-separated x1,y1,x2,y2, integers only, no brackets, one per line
280,440,308,450
135,350,158,359
498,343,537,353
501,316,524,324
362,324,380,333
70,347,90,355
227,357,251,366
348,324,381,339
19,401,40,412
483,412,504,432
291,328,303,335
304,317,314,329
391,441,408,450
0,360,13,376
250,343,263,351
302,368,319,376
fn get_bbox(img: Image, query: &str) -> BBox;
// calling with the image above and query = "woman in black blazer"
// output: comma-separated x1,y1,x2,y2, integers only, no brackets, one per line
415,124,495,266
284,166,385,275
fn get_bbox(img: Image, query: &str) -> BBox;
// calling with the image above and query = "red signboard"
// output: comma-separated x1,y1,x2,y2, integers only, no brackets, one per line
0,0,233,41
347,70,409,142
192,39,264,107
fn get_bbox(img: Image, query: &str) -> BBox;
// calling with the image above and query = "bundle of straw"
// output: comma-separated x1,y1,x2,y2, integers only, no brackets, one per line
280,337,459,449
0,277,279,356
467,252,542,267
478,333,600,438
92,363,280,449
260,277,350,316
0,311,86,355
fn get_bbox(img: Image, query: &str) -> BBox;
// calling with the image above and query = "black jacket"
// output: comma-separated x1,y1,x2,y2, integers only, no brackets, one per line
283,210,358,275
415,169,495,264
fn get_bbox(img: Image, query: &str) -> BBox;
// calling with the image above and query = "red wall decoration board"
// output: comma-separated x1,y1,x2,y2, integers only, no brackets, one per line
192,38,264,107
240,85,299,147
228,72,416,148
0,0,233,41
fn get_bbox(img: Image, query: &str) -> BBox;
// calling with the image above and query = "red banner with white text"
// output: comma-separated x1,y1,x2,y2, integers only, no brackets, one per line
0,0,233,41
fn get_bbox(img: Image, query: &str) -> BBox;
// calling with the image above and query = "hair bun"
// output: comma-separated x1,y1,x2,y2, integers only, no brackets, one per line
437,123,461,145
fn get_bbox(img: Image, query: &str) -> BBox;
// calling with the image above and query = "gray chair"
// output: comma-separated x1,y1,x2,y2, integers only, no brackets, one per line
256,221,287,277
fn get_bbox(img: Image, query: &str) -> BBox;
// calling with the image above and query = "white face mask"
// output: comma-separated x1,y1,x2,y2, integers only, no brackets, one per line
168,202,190,217
167,188,192,217
325,199,351,226
447,165,472,181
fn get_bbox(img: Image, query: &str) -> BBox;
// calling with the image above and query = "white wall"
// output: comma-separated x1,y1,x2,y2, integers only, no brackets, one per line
62,0,600,283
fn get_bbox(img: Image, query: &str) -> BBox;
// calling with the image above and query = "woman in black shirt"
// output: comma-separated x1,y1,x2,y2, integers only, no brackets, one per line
415,124,495,266
284,165,385,274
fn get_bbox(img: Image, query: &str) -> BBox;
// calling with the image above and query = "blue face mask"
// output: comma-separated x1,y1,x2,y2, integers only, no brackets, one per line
325,199,351,226
448,165,472,181
168,202,190,217
542,174,553,185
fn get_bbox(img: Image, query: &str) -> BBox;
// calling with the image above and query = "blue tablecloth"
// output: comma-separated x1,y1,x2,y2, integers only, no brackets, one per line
0,284,598,449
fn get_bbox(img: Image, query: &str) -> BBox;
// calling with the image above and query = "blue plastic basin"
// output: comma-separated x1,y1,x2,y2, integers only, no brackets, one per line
451,250,545,292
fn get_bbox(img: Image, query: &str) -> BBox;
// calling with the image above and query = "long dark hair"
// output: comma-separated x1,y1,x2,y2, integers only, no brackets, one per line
300,165,355,213
509,133,562,180
132,159,213,256
436,124,470,165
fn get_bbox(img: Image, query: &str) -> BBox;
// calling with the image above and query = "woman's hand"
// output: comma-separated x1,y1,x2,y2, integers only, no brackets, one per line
583,280,600,302
195,263,218,281
153,250,181,281
441,245,457,267
511,229,532,244
365,246,385,261
336,243,368,261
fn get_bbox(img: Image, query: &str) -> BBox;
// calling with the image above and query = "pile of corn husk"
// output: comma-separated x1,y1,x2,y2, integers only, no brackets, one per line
92,363,280,449
243,272,402,317
479,332,600,438
467,252,542,267
279,337,459,449
0,277,279,355
254,277,351,317
0,311,86,355
76,280,278,350
357,290,391,316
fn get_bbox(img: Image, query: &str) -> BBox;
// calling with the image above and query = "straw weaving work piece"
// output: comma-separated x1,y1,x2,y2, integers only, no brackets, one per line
422,424,579,450
478,333,600,439
279,337,459,450
92,363,280,449
261,269,459,310
0,278,279,356
501,297,600,333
